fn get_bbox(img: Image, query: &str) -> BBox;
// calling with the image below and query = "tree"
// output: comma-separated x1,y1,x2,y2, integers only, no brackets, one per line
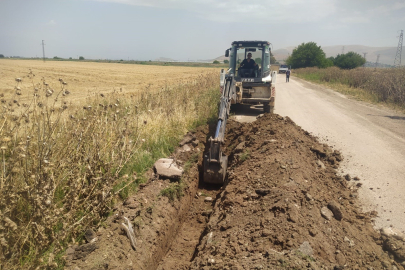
286,42,331,69
270,52,277,64
0,54,4,58
255,57,262,64
213,60,220,64
223,59,229,64
333,52,366,69
79,56,85,60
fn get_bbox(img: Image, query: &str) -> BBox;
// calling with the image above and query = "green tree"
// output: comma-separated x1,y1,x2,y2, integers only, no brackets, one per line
79,56,85,60
0,54,4,58
270,52,277,64
255,57,262,64
223,59,229,64
286,42,331,69
213,60,220,64
334,52,366,69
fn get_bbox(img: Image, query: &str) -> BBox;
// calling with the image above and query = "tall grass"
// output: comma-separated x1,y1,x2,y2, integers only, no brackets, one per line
0,70,220,269
294,67,405,108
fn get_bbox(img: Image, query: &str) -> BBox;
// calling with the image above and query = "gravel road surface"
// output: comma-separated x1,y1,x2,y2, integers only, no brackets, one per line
275,74,405,233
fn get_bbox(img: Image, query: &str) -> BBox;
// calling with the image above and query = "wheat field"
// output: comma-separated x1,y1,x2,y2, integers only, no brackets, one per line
0,59,218,105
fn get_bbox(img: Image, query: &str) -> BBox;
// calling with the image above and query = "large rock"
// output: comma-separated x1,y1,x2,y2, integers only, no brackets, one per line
384,237,405,261
154,158,183,180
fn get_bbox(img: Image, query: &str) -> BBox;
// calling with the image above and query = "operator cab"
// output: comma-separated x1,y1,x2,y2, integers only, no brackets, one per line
225,41,271,83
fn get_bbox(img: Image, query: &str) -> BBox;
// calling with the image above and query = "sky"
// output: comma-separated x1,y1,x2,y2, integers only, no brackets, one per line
0,0,404,61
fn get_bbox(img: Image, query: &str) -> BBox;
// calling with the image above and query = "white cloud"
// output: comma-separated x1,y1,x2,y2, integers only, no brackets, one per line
87,0,338,23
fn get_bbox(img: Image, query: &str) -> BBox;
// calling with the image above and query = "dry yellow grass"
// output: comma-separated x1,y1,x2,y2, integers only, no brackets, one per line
0,60,220,269
0,59,218,104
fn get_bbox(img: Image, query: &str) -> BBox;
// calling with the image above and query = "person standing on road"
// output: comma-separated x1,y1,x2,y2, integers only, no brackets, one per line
286,69,291,82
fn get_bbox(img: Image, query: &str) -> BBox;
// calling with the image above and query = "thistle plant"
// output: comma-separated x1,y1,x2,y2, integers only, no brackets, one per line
0,69,219,269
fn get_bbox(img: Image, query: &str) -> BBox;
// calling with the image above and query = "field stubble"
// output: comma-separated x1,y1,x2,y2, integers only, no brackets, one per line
0,60,220,269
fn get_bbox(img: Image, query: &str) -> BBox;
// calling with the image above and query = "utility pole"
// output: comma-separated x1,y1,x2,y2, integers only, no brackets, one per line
394,30,403,67
41,40,46,62
363,52,367,67
375,54,380,69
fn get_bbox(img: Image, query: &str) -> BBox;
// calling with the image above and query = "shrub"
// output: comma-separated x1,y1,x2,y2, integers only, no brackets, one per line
224,59,229,64
79,56,85,60
213,60,220,64
334,52,366,69
287,42,331,69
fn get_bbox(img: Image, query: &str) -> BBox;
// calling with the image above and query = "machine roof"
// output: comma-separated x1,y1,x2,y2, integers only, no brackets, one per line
231,41,270,47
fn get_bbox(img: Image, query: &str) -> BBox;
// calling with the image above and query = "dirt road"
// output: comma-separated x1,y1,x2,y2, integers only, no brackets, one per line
275,74,405,233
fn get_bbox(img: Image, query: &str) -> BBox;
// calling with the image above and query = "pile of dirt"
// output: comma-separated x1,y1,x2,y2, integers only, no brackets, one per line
190,114,404,270
66,114,405,270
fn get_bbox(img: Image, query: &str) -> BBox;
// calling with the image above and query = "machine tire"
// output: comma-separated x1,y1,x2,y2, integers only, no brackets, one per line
263,103,271,113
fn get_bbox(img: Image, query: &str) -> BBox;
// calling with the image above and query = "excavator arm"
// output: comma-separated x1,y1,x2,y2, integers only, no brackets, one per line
203,73,235,184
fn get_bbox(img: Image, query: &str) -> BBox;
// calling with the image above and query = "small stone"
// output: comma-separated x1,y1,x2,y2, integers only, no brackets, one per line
336,253,346,265
316,160,325,169
234,141,245,153
255,189,271,196
204,197,213,202
192,140,199,147
344,174,351,181
328,201,343,221
321,206,333,220
344,236,355,247
84,229,97,243
298,241,314,257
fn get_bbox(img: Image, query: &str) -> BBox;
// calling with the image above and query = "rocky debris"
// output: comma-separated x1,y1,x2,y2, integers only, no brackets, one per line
180,144,192,152
204,197,213,202
328,200,343,221
255,189,271,196
344,236,355,247
178,132,195,146
381,227,405,262
234,141,245,153
381,227,405,241
298,241,314,257
69,243,99,260
154,158,183,180
84,229,97,243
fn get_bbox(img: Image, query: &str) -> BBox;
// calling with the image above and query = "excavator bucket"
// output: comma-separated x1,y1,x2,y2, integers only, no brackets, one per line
203,153,228,184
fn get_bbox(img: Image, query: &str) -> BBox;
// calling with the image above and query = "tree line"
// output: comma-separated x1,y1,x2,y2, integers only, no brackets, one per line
286,42,366,70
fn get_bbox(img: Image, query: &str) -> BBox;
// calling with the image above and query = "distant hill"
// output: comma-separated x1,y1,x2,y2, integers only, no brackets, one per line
154,57,177,62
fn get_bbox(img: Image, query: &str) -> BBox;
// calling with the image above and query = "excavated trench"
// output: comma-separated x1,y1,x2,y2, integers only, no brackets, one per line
66,112,405,270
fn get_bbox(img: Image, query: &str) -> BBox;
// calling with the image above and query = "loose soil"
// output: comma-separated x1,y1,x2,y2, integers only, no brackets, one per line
66,114,405,270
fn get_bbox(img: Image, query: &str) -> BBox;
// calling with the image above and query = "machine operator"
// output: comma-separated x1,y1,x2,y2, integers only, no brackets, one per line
240,53,257,69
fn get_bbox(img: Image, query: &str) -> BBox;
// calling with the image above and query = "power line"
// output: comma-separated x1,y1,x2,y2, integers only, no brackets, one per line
41,40,46,62
394,30,403,67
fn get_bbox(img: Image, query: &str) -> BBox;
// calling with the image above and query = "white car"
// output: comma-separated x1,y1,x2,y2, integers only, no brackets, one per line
279,64,289,74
